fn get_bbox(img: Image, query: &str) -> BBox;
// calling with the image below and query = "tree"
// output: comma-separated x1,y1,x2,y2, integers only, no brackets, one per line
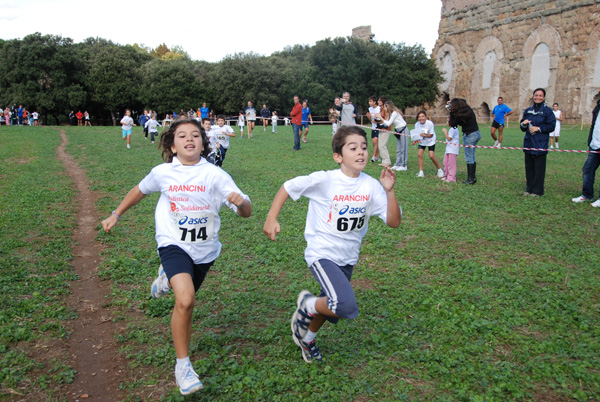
138,58,205,115
81,38,150,124
0,33,87,124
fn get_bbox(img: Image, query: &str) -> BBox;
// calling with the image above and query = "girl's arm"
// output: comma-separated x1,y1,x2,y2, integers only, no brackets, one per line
442,127,451,141
379,168,401,228
227,193,251,218
101,185,147,233
263,185,290,241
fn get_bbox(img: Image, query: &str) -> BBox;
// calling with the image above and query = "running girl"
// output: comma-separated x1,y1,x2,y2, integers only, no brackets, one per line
101,119,252,395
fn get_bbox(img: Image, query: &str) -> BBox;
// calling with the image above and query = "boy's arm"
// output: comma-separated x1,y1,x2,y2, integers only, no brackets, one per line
263,185,290,241
101,185,146,233
379,168,401,228
226,193,252,218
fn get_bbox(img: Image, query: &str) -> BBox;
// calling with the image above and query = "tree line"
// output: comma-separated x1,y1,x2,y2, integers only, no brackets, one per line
0,33,443,125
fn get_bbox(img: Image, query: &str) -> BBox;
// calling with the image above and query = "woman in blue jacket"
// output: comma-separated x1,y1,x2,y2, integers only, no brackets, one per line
520,88,556,196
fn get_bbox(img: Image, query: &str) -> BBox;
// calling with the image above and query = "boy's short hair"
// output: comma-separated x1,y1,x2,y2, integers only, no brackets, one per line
216,115,225,121
332,125,367,155
201,117,211,124
369,95,378,102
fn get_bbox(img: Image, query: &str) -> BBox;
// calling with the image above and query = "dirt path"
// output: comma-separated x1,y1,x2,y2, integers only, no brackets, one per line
56,130,123,401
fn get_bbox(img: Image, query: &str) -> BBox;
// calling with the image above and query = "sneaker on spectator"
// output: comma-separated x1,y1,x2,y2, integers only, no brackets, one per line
493,140,498,147
437,168,444,178
291,290,315,347
416,171,425,178
299,339,322,363
556,143,560,149
151,265,169,298
592,199,600,208
572,195,588,203
550,145,554,149
175,363,203,395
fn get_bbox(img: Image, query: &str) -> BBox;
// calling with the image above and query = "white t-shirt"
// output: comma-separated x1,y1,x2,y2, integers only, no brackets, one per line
205,130,218,152
121,116,133,130
238,115,245,127
211,124,235,149
271,115,278,122
284,169,389,267
138,157,249,264
414,119,436,147
145,118,161,133
445,127,460,155
369,106,381,129
553,110,562,129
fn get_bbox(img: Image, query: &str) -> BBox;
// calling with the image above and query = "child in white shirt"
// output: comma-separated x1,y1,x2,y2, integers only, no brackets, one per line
120,109,134,149
414,111,443,178
441,124,460,182
263,125,401,364
212,115,236,167
101,119,251,396
271,111,278,133
144,113,162,144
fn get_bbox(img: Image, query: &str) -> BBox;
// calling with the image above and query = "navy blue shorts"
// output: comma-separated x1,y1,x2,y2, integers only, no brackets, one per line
158,245,214,292
371,129,379,138
309,259,358,324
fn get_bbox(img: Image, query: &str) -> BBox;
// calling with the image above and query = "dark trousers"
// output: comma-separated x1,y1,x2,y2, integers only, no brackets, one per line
292,123,301,150
524,153,547,195
581,150,600,199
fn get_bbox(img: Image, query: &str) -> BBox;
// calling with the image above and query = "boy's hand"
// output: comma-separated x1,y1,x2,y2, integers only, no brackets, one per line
101,215,118,233
263,218,281,241
379,167,396,192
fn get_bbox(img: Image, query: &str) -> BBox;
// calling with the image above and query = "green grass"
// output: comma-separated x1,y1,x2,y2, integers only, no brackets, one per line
1,122,599,401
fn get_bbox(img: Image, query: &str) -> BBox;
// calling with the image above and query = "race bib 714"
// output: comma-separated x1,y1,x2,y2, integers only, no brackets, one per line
170,212,214,243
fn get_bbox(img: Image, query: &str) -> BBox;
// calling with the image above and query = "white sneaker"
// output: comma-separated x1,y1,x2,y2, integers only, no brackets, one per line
572,195,588,203
555,143,559,149
550,145,554,149
437,168,444,178
391,166,407,171
175,363,203,395
493,140,498,147
592,199,600,208
496,143,501,148
151,265,169,298
417,171,425,178
127,144,130,149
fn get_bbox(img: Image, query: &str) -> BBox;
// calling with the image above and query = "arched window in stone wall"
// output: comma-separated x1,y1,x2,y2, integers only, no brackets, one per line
530,43,551,90
482,52,497,89
441,52,454,92
592,46,600,87
481,102,490,123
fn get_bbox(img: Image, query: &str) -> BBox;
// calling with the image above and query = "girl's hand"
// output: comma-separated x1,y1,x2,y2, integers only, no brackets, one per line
379,167,396,192
101,215,118,233
227,192,245,208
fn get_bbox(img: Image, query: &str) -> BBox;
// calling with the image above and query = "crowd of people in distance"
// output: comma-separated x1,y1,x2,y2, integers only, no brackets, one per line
2,104,40,126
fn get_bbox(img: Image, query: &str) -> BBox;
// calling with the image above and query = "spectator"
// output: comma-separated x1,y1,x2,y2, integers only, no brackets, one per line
448,98,481,184
290,95,302,151
519,88,555,196
572,98,600,207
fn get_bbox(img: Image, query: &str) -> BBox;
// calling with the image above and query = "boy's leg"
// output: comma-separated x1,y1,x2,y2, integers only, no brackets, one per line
418,148,425,171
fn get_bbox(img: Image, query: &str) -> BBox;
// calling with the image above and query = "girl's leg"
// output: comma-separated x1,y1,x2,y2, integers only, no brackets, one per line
372,137,380,159
447,154,457,182
429,150,441,169
169,273,196,358
418,148,425,171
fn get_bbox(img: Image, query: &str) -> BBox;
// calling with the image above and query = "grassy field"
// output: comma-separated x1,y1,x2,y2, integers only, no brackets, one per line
1,122,599,401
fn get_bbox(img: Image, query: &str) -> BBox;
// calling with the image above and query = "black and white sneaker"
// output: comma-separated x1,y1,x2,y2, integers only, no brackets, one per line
291,290,315,347
300,339,322,363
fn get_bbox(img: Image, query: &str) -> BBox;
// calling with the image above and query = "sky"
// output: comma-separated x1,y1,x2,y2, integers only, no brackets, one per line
0,0,443,62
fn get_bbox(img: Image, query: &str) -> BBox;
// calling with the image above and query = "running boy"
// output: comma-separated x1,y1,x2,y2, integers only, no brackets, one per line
101,119,251,395
263,125,401,363
144,113,162,144
213,115,236,167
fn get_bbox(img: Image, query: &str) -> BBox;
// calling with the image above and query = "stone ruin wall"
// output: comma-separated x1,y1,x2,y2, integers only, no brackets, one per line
430,0,600,124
